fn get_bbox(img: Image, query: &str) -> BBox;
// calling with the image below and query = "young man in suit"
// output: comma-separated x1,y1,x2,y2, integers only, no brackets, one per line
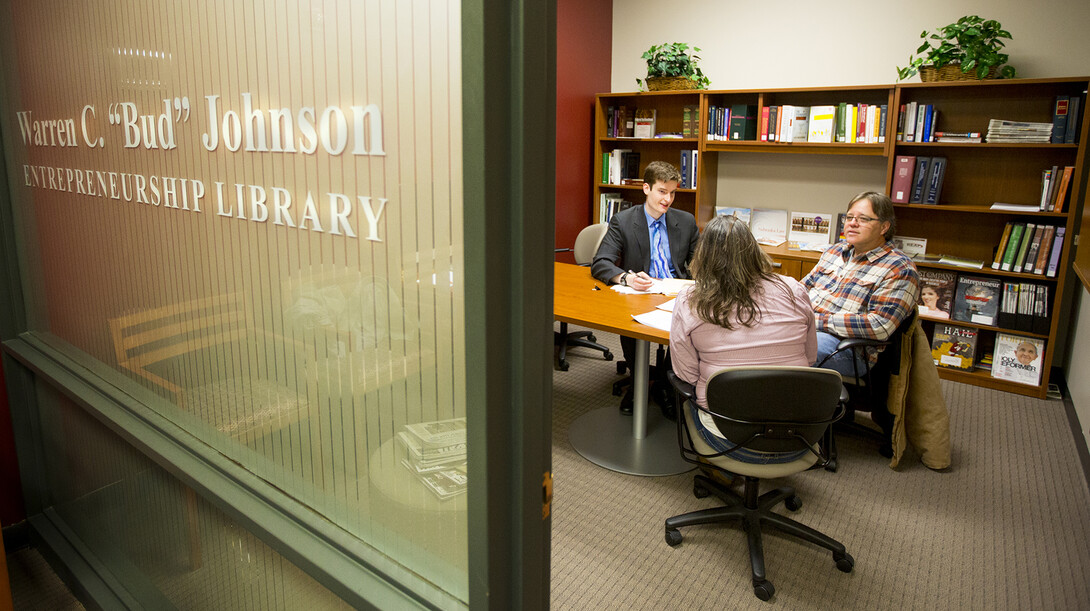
591,160,699,418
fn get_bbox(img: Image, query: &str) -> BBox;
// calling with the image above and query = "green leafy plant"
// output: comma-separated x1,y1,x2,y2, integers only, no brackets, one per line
636,42,711,90
897,15,1016,81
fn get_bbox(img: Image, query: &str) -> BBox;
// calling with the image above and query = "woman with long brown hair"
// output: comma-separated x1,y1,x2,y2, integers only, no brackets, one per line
670,214,817,463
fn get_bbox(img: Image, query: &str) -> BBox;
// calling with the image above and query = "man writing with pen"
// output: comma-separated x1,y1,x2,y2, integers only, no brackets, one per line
592,160,700,419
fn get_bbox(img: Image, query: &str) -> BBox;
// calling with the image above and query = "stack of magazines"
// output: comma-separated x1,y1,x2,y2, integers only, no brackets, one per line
396,417,467,500
985,119,1053,143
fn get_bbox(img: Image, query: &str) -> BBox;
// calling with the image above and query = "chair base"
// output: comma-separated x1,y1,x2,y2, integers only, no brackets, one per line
664,474,853,600
554,322,613,371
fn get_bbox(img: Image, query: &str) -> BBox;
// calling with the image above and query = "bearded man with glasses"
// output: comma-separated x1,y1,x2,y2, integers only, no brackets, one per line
802,191,920,376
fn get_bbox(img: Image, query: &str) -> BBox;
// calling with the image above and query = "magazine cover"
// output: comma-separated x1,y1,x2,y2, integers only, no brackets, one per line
714,206,752,226
991,333,1045,386
917,269,956,319
750,208,788,246
952,274,1002,326
788,211,833,250
891,235,927,259
930,324,978,370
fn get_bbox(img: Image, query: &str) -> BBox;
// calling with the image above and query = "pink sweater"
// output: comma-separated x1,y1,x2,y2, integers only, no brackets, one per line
670,276,817,410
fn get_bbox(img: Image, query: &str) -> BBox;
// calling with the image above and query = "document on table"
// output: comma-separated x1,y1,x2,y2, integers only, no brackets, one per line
632,309,673,331
656,298,676,312
611,278,694,296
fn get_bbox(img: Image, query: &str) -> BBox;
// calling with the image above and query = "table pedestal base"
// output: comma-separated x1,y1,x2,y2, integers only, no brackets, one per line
568,406,694,477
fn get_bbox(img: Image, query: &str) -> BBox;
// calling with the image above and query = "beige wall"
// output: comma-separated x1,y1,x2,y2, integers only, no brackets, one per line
612,0,1090,434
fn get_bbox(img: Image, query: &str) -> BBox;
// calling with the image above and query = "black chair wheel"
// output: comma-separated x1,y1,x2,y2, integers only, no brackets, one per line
604,351,614,361
785,495,802,511
824,458,839,473
557,360,569,372
693,484,710,499
878,443,893,459
835,552,854,573
616,362,627,375
753,580,775,601
587,333,597,342
665,528,682,547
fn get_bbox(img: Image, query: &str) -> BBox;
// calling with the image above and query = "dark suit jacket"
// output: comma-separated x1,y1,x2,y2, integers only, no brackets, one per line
591,204,699,284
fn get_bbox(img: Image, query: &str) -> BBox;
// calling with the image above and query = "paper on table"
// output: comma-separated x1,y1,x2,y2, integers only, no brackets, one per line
611,278,694,296
656,298,676,312
632,309,673,331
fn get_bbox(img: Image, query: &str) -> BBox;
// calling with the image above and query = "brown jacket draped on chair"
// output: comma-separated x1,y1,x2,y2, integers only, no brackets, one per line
886,314,952,470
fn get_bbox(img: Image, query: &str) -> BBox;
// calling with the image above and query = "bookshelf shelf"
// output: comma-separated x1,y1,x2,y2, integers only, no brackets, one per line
590,78,1086,398
919,315,1050,339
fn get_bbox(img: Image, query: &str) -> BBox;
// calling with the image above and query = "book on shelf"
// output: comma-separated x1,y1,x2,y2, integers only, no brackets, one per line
1011,222,1036,272
807,105,836,143
767,106,780,142
895,103,906,141
991,222,1015,269
923,156,947,204
759,106,770,141
952,274,1001,326
999,281,1050,334
833,212,847,242
836,102,849,142
730,104,758,141
1051,96,1070,143
915,104,932,143
1032,225,1057,275
917,269,956,320
934,131,982,143
930,324,978,370
1052,166,1074,212
891,155,915,203
1020,224,1046,274
902,101,918,142
991,333,1045,386
787,211,832,250
999,223,1026,271
989,202,1040,213
791,106,811,143
599,193,632,224
1041,166,1056,210
682,105,699,138
909,157,931,203
1046,227,1066,278
715,206,752,226
750,208,788,246
878,103,888,143
633,108,656,138
1065,96,1081,144
891,235,927,258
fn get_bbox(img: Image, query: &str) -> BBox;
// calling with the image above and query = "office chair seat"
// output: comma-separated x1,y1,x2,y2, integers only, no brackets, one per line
665,367,852,601
556,223,614,370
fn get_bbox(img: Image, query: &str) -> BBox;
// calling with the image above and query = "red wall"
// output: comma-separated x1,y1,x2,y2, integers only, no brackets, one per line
0,359,25,527
555,0,612,263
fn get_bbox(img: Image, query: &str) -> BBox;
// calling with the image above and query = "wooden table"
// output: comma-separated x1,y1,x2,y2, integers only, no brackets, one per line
554,262,692,476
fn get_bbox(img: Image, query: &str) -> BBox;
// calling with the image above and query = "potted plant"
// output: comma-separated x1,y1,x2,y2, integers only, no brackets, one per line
896,15,1016,81
636,42,711,91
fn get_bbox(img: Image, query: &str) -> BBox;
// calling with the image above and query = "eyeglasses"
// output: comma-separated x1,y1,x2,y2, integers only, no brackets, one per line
844,214,877,224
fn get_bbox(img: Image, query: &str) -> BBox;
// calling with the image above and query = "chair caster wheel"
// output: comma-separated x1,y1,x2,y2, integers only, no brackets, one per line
753,580,775,601
878,443,893,459
834,551,854,573
693,484,710,499
604,351,614,361
665,528,682,547
784,495,802,511
824,459,838,473
557,360,569,372
616,362,627,375
587,333,597,342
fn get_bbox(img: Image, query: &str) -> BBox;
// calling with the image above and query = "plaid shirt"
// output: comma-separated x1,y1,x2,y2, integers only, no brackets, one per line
803,240,919,342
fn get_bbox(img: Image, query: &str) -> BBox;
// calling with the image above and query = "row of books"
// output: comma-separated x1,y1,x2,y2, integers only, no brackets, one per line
991,222,1065,277
1038,165,1075,212
599,193,635,224
896,103,946,143
1051,95,1082,144
600,149,640,185
930,325,1045,386
705,103,887,144
396,417,467,500
918,269,1050,331
678,149,698,189
890,155,946,204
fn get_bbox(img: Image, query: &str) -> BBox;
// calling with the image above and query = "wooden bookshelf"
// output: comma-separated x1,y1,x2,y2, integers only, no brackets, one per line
590,77,1089,398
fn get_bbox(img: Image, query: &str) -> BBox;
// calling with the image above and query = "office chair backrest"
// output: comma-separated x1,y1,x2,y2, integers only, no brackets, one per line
704,366,843,453
573,223,609,265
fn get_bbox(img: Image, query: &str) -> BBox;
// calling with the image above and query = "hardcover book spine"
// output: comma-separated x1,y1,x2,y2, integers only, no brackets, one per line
1012,222,1036,271
909,157,931,204
1064,97,1081,144
924,156,946,204
1001,223,1026,271
1021,224,1045,273
1046,228,1065,277
1032,225,1056,275
1052,96,1070,143
759,106,770,142
992,222,1014,269
891,155,916,203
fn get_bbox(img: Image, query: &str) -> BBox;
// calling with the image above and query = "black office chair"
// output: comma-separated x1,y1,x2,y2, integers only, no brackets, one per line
555,223,613,370
665,367,853,602
817,312,918,467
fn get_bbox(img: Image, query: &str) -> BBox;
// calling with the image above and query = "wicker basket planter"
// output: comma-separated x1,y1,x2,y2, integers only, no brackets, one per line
645,76,701,91
920,64,997,82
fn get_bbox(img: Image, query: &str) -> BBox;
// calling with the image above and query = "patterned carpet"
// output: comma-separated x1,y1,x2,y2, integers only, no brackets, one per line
550,325,1090,610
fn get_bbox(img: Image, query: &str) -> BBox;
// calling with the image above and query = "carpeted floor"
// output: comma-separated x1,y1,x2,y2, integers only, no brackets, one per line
550,325,1090,610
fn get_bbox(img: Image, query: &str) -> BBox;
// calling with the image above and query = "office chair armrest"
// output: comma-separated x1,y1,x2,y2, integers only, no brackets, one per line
817,335,891,368
666,370,696,404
